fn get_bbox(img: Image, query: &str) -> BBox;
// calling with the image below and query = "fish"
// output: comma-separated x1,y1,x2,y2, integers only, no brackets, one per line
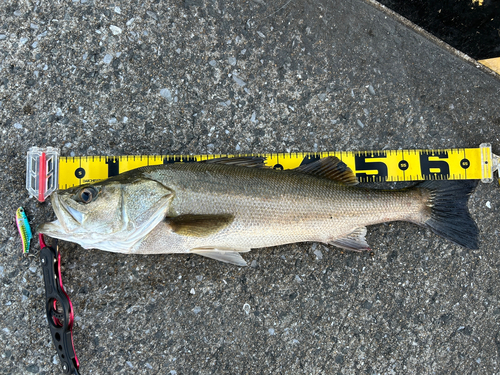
16,207,33,254
39,156,479,266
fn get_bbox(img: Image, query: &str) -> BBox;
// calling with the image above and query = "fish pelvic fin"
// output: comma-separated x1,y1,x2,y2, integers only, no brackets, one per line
292,157,359,185
420,180,479,249
329,227,371,252
190,248,250,266
168,214,234,237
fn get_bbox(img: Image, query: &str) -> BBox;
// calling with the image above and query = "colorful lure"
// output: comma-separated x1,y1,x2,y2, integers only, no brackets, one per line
16,207,32,254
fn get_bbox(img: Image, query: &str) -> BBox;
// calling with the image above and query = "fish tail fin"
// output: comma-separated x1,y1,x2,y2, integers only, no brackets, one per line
419,180,479,249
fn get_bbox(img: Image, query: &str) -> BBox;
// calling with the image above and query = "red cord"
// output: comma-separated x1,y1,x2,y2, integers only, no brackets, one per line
39,233,46,249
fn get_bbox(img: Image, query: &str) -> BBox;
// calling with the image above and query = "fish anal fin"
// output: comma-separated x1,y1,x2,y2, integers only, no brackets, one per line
293,156,358,185
190,248,249,266
168,214,234,237
201,156,268,168
329,227,371,252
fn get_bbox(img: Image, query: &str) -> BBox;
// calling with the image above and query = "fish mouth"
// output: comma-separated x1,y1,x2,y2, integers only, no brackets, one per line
64,203,84,224
39,191,84,235
38,219,63,236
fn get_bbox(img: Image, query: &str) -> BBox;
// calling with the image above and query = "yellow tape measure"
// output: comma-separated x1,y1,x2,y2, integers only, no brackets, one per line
26,144,499,201
59,144,497,188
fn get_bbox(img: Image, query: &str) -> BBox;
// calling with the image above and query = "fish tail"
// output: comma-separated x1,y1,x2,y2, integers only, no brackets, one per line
419,180,479,249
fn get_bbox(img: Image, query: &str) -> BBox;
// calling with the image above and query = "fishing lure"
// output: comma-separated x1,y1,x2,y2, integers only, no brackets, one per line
16,207,32,254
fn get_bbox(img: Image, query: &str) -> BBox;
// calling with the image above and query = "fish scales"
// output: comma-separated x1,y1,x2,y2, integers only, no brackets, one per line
140,163,427,252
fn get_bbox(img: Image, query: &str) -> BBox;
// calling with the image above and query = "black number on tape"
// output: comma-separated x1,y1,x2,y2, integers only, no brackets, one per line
355,152,388,182
106,157,119,177
398,160,409,171
460,158,470,169
75,167,86,179
419,151,450,179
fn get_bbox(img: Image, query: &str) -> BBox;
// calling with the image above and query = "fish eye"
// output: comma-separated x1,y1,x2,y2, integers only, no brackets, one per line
79,187,98,204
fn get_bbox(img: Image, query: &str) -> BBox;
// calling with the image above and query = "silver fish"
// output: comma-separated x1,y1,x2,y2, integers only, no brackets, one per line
39,157,479,266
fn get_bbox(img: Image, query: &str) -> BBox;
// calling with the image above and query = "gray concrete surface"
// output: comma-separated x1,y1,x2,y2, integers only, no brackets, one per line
1,0,500,373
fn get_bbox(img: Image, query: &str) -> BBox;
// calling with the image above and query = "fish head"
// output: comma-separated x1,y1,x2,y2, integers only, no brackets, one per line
39,173,174,252
47,182,123,235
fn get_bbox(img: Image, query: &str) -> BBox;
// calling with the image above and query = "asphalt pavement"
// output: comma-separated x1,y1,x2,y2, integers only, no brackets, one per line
1,0,500,374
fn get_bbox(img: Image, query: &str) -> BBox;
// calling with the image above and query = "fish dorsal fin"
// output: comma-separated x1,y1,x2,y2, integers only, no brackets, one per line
329,227,371,251
201,156,268,168
190,247,250,266
168,214,234,237
293,156,358,185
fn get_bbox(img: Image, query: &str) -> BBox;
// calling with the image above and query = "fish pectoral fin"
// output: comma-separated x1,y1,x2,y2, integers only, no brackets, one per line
201,156,268,168
329,227,371,252
292,156,358,185
190,248,249,266
167,214,234,237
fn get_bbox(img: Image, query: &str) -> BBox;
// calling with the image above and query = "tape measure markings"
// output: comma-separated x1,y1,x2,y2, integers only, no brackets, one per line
56,145,495,189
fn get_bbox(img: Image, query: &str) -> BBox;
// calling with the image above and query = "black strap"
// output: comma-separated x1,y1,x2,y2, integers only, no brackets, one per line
40,240,80,375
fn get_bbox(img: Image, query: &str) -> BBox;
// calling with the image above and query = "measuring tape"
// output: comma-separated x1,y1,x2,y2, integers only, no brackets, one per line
27,144,499,202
